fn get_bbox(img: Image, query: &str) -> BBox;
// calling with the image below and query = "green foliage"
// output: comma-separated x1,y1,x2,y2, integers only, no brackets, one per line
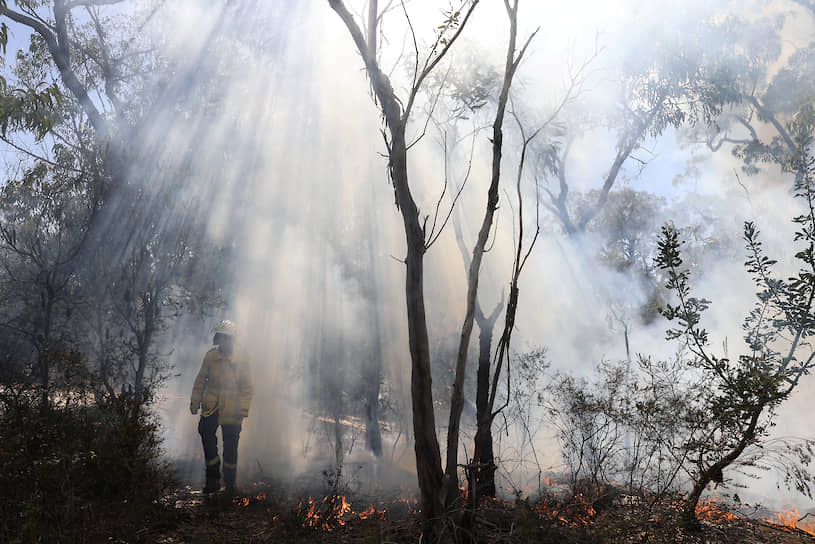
688,13,812,177
0,80,61,139
655,224,711,346
434,3,466,48
654,107,815,509
0,389,174,543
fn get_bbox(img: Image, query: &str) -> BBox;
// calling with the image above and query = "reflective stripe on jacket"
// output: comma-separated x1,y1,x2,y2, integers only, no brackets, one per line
190,346,253,425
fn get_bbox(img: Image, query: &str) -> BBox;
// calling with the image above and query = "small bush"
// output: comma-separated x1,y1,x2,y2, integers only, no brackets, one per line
0,387,174,543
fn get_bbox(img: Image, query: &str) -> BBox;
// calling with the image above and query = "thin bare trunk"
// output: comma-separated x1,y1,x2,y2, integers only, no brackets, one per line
328,0,479,520
443,0,535,507
452,192,504,503
471,304,502,500
364,184,383,457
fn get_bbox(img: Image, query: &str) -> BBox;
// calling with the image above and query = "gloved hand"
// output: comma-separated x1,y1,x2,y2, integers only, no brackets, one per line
190,404,199,415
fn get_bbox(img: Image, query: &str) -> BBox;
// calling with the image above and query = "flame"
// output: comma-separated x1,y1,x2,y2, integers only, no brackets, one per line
233,482,815,538
535,493,596,527
695,498,738,523
357,504,387,520
297,495,354,531
293,494,395,530
763,507,815,536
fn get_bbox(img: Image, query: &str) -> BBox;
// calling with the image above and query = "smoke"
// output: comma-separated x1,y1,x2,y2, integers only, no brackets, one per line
71,0,815,509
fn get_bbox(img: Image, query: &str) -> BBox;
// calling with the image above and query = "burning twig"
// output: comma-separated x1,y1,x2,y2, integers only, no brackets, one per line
761,507,815,536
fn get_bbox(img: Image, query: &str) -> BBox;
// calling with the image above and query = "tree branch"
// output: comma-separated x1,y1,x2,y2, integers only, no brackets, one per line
403,0,479,122
64,0,125,8
1,5,109,138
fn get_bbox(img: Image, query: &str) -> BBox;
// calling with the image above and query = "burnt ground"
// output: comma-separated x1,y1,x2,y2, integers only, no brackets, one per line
136,484,815,544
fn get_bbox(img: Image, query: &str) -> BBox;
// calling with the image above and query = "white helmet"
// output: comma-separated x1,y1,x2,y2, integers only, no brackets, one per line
211,320,238,337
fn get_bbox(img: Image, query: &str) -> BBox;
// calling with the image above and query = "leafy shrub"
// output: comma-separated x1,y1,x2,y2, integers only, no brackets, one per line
0,387,174,543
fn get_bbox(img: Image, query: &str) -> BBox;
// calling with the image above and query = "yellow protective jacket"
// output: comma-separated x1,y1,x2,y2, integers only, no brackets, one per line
190,346,253,425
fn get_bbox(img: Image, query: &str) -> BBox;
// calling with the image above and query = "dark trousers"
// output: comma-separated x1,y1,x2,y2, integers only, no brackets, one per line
198,412,242,486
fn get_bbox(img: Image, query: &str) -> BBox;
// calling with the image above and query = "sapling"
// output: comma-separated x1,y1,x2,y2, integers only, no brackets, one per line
655,105,815,524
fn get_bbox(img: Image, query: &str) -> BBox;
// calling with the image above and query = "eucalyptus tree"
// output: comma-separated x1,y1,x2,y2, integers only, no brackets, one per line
327,0,553,521
0,1,165,166
442,1,539,508
672,2,815,183
0,1,225,400
327,0,481,520
542,52,725,237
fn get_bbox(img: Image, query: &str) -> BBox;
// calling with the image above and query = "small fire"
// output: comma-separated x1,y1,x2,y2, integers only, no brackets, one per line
294,495,391,530
535,493,596,527
232,491,266,508
357,504,387,520
297,495,353,531
763,507,815,536
695,498,738,523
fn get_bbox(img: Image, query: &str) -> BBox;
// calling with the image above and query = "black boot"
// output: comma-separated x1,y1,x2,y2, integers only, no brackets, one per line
203,460,221,494
223,463,237,495
203,474,221,494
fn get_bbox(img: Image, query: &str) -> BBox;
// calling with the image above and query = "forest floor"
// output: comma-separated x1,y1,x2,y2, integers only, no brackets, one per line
134,483,815,544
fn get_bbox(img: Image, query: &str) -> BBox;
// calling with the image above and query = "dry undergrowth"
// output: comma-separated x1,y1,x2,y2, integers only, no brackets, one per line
143,484,815,544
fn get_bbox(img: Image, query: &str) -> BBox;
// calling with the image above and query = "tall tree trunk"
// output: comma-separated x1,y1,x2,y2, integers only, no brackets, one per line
328,0,479,520
443,0,532,508
363,288,383,461
395,132,445,520
471,306,501,501
36,281,58,409
452,212,504,505
364,187,383,458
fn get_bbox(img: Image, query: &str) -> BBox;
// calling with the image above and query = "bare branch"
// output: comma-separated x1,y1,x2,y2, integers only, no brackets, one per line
1,5,109,138
406,59,451,150
747,94,795,152
400,0,419,92
425,126,475,250
85,7,123,115
64,0,125,9
0,135,87,174
367,0,378,58
404,0,480,122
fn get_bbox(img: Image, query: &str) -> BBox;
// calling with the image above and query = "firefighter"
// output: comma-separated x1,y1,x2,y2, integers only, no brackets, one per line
190,320,253,494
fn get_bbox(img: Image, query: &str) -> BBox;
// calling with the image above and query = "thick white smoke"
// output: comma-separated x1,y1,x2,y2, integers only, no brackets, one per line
121,0,815,512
